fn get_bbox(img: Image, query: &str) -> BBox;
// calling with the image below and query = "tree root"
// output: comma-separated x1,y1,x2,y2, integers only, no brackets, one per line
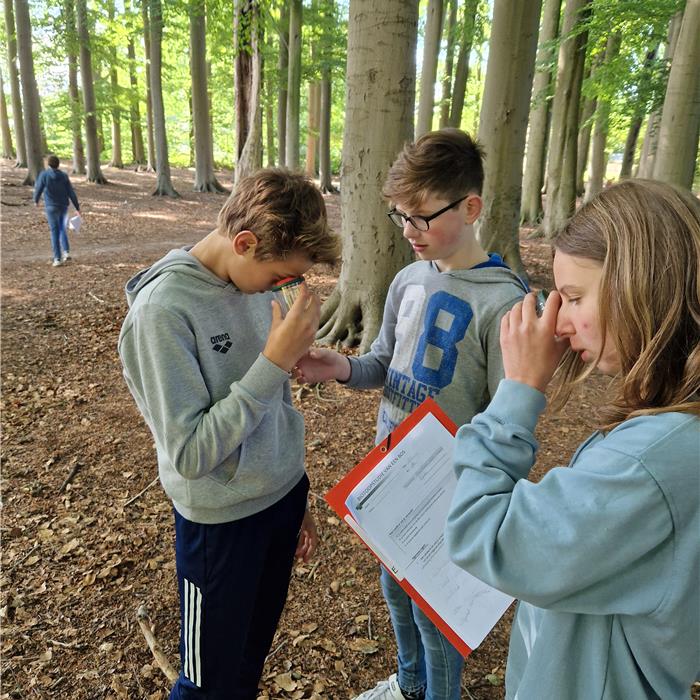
316,287,382,353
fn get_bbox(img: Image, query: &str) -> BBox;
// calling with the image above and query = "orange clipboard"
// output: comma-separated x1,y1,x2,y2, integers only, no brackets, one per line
324,397,473,658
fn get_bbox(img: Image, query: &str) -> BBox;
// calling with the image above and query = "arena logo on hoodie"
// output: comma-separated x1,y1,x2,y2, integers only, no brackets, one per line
211,333,232,354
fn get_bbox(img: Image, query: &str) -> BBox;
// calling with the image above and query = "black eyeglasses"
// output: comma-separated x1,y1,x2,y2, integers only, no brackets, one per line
387,195,469,232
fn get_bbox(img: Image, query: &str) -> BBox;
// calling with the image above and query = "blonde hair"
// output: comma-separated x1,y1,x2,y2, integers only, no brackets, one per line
383,128,485,209
551,179,700,429
217,168,339,265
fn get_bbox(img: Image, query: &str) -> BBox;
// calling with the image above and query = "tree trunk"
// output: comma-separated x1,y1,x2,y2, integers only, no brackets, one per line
13,0,43,185
636,13,681,179
318,0,418,352
0,68,15,158
141,0,155,171
319,68,336,193
107,1,123,168
189,0,224,192
520,0,561,224
127,37,145,166
584,32,620,202
439,0,458,128
4,0,26,167
276,3,289,166
149,0,179,196
574,60,596,197
305,80,320,177
75,0,106,183
416,0,444,137
285,0,302,168
652,0,700,190
65,0,85,174
265,92,275,166
448,0,478,128
542,0,591,239
234,0,263,183
477,0,541,275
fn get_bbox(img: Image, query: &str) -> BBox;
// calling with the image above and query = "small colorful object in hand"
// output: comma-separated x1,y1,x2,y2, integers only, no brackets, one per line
271,276,305,316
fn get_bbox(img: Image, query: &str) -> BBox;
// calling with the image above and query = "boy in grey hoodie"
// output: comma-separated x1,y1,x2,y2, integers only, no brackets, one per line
118,169,339,700
295,129,528,700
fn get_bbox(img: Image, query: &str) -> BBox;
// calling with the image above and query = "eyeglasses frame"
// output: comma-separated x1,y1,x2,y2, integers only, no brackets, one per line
387,195,470,232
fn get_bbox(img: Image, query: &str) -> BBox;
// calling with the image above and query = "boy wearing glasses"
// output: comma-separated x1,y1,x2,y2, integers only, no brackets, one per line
295,129,528,700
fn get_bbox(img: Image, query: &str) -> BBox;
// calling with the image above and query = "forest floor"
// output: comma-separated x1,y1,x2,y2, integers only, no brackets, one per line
1,161,697,700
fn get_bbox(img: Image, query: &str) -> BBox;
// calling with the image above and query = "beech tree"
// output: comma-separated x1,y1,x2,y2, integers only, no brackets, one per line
3,0,25,167
542,0,591,238
416,0,444,136
107,0,123,168
75,0,107,183
13,0,43,185
141,0,155,171
439,0,458,128
64,0,85,174
317,0,418,351
190,0,224,191
447,0,479,128
126,1,145,168
285,0,302,168
1,69,15,158
521,0,561,224
477,0,541,273
276,3,289,166
652,0,700,190
149,0,178,196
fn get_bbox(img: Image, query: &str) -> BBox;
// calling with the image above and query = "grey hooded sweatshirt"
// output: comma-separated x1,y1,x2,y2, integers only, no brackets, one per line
118,249,305,524
346,256,527,440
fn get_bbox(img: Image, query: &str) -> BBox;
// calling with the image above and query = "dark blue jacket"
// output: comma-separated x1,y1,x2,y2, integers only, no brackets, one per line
33,168,80,211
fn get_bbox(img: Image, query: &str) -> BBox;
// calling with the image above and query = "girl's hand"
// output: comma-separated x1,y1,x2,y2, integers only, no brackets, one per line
295,508,319,563
500,291,569,393
294,348,351,384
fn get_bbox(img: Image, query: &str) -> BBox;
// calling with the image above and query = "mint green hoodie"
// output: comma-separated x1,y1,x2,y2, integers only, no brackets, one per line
446,379,700,699
118,249,305,524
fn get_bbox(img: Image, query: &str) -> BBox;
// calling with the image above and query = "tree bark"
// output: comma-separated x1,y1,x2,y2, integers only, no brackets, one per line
149,0,179,196
127,37,145,166
542,0,591,239
652,0,700,190
234,0,263,183
448,0,478,128
141,0,155,171
439,0,458,128
190,0,224,192
584,32,620,202
574,59,596,197
4,0,25,167
65,0,85,174
285,0,302,168
636,13,681,179
265,91,275,166
521,0,561,224
0,68,15,158
75,0,106,183
13,0,43,185
276,3,289,166
318,0,418,352
319,68,336,193
107,1,123,168
416,0,444,137
306,80,320,177
477,0,541,274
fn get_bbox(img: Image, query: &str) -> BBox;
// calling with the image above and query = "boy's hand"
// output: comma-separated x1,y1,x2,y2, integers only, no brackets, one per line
295,508,319,563
294,348,351,384
500,292,569,393
263,285,321,372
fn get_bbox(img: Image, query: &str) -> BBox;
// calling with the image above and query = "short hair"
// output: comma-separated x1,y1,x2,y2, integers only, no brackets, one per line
551,179,700,427
383,128,485,208
217,168,339,265
47,155,60,169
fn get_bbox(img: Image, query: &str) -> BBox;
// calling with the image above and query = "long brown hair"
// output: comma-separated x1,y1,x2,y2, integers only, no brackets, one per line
551,179,700,429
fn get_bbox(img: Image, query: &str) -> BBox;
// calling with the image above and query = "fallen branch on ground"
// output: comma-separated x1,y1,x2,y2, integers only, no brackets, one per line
124,477,159,507
136,605,179,683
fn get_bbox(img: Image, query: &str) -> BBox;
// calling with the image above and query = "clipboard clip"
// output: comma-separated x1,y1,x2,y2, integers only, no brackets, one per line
380,430,393,453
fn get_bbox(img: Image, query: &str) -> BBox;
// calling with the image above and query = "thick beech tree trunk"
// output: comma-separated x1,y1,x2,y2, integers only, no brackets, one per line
652,0,700,190
318,0,418,352
477,0,541,274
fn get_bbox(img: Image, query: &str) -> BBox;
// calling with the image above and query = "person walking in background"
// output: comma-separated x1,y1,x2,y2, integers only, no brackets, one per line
33,154,80,267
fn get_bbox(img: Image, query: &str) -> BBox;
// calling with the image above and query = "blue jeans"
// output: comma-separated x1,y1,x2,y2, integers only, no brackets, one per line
380,566,463,700
46,206,69,261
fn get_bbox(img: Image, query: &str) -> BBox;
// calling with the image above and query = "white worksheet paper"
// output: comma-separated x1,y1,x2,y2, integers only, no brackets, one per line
346,412,513,650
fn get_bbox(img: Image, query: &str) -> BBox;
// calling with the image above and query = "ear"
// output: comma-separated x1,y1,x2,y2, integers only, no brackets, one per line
232,230,258,258
464,195,482,224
